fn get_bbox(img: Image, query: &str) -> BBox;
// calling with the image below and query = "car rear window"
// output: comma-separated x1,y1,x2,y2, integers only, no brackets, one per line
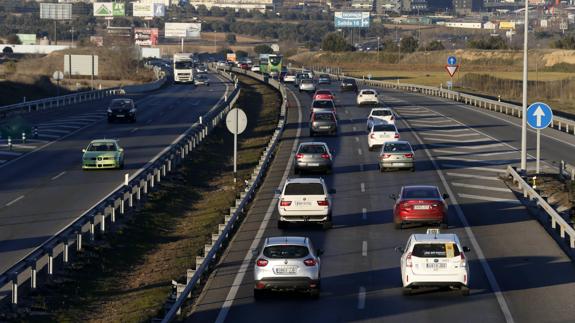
313,113,335,121
284,183,325,195
312,100,334,109
372,110,392,116
362,90,376,95
373,124,396,132
402,187,440,199
301,79,313,84
263,245,310,259
316,90,331,95
320,74,330,78
412,243,460,258
111,100,131,108
384,142,412,152
343,79,356,84
299,145,326,154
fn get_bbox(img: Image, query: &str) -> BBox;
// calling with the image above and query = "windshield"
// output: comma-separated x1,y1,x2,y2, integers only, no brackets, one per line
299,145,327,154
301,79,313,84
412,243,460,258
175,61,193,69
320,74,330,78
362,90,376,95
284,183,325,195
372,110,392,116
373,124,396,132
110,100,132,108
343,79,356,84
313,113,335,121
384,142,412,152
87,143,117,152
263,245,309,259
312,100,334,109
316,91,331,95
402,187,440,199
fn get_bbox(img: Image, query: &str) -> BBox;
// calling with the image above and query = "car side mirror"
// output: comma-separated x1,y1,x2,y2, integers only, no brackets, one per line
251,248,259,256
328,188,336,194
274,189,281,195
82,149,86,153
463,246,471,252
442,193,450,199
330,149,335,154
394,246,404,253
316,249,324,256
389,194,397,200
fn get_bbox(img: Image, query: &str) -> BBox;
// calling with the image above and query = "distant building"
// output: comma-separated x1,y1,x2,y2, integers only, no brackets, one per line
282,0,329,8
376,0,402,13
402,0,451,12
188,0,278,11
453,0,482,14
351,0,375,9
483,21,497,29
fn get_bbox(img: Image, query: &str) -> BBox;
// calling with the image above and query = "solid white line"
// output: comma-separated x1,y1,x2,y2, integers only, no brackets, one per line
436,156,513,165
38,129,69,134
358,148,363,155
424,137,487,143
458,194,521,205
11,145,37,150
433,143,504,150
130,128,139,133
360,182,365,192
355,137,359,142
38,134,60,139
362,208,367,220
6,195,24,206
51,171,66,180
440,164,506,173
50,125,82,130
416,119,454,124
422,132,480,138
433,149,517,157
446,172,500,181
410,122,450,128
353,126,357,131
362,241,367,256
398,112,515,323
358,287,366,310
216,89,303,323
452,182,511,192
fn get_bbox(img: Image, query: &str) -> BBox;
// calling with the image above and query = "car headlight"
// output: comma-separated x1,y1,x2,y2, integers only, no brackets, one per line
130,108,136,113
107,109,112,113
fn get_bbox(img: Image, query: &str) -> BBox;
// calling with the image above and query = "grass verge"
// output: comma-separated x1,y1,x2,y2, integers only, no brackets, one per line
19,75,281,322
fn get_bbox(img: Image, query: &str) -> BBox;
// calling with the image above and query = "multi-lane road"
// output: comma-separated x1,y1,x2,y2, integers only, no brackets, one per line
189,78,575,322
0,73,230,274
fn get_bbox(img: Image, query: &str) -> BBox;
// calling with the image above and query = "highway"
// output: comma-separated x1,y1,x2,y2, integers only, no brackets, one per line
0,73,230,274
188,78,575,322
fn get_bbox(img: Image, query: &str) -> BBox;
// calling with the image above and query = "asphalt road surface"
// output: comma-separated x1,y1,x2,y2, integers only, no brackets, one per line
188,79,575,323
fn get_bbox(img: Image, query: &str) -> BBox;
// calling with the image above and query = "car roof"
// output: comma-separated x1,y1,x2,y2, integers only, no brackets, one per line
90,139,118,144
370,107,391,112
403,185,439,190
286,177,324,184
264,236,309,246
411,233,460,244
386,140,410,145
360,89,377,92
299,142,328,147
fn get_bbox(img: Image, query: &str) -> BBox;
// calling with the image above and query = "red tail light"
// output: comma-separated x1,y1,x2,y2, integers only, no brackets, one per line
317,199,329,206
296,153,304,159
460,252,467,268
406,252,413,267
256,259,268,267
394,133,400,138
303,258,317,266
380,154,391,160
369,133,375,139
321,153,330,159
399,201,412,211
280,200,292,206
404,153,413,158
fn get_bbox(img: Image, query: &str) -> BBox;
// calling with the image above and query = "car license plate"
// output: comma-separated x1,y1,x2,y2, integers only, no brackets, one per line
295,201,312,206
320,126,330,129
414,205,430,210
393,163,407,166
308,163,320,167
426,263,447,270
116,114,125,117
274,266,297,275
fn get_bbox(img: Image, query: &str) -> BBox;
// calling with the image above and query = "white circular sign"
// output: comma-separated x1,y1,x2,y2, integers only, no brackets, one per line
226,108,248,135
52,71,64,81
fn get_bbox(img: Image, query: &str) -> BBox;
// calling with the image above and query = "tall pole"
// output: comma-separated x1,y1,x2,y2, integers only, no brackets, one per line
536,129,541,174
520,1,529,172
377,36,380,62
233,107,238,183
180,37,184,52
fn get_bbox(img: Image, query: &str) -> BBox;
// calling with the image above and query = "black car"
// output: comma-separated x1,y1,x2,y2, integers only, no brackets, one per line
340,78,358,93
107,98,137,123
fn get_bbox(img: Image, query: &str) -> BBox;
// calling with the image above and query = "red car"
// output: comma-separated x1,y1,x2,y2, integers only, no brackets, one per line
313,90,335,101
390,185,449,229
240,63,250,70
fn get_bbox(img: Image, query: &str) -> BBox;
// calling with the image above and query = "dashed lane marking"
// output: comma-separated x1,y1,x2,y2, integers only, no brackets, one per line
6,195,24,207
358,287,366,310
446,172,499,181
451,182,511,192
440,164,506,173
458,194,522,205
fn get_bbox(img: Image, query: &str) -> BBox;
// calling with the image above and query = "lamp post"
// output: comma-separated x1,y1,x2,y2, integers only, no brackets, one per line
520,0,529,172
377,36,380,62
397,38,402,65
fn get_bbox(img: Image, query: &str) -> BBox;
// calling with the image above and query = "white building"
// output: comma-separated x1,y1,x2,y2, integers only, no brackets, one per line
444,21,483,29
134,0,174,5
188,0,277,11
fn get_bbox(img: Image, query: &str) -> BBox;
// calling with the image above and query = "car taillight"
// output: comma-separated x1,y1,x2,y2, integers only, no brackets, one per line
296,153,304,159
399,201,412,211
394,133,400,138
404,153,413,158
406,253,413,267
460,252,467,267
280,200,292,206
321,153,330,159
317,199,329,206
256,259,268,267
380,154,391,160
370,133,375,139
303,258,317,266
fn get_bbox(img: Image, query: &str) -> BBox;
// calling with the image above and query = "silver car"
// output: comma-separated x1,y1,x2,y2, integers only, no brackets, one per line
295,142,333,174
299,79,316,92
379,141,415,172
253,236,322,299
310,111,337,136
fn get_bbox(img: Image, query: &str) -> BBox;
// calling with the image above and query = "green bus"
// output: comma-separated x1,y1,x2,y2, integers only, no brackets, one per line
268,54,283,78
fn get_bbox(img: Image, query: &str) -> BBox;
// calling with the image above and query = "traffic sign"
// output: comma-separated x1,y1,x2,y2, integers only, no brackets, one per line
226,108,247,135
447,56,457,65
445,65,459,77
527,102,553,129
52,71,64,80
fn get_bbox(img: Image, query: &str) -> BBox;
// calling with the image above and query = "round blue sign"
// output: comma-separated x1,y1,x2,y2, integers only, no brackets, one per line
527,102,553,129
447,56,457,65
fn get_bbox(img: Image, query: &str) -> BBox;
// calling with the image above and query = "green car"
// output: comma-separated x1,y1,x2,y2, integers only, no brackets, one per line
82,139,125,170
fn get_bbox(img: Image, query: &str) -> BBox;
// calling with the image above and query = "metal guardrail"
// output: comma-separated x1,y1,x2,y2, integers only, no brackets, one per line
161,67,288,321
301,66,575,137
506,165,575,249
559,161,575,181
0,69,240,307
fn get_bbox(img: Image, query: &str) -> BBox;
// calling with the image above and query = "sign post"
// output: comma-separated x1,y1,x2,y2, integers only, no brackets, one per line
445,56,458,89
52,71,64,97
226,108,248,183
526,102,553,174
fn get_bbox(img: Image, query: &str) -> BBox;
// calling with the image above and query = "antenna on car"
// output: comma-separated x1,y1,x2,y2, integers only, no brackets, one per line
426,228,440,238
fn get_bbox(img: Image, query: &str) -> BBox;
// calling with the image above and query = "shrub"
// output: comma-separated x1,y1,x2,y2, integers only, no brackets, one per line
254,44,273,54
321,33,353,52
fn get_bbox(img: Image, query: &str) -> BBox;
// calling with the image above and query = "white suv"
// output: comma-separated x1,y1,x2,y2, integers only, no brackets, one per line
277,178,334,229
366,107,396,130
367,121,399,151
397,229,470,296
357,89,379,106
253,236,322,299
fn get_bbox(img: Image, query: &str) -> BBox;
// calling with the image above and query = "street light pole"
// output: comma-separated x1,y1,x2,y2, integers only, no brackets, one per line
520,0,529,172
377,36,380,62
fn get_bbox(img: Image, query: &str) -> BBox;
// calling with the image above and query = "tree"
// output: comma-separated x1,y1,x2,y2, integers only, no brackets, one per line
6,34,21,44
552,34,575,49
420,40,445,51
235,50,248,58
321,32,352,52
400,36,418,53
226,33,237,45
254,44,273,54
467,36,508,50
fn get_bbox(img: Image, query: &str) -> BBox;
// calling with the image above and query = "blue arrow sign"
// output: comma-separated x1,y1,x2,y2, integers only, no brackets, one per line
527,102,553,129
447,56,457,65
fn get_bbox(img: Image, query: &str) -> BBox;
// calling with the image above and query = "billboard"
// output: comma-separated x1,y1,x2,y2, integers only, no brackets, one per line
164,23,201,39
134,28,159,46
40,3,72,20
89,36,104,47
64,55,99,76
499,21,516,30
227,53,237,62
133,3,165,17
17,34,36,45
334,12,370,28
93,2,125,17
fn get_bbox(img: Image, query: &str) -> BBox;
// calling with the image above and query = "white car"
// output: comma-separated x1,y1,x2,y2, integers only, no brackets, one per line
357,89,379,106
277,177,334,229
367,121,399,151
398,229,470,296
299,79,316,92
303,70,314,79
251,66,260,72
284,74,296,83
366,107,396,130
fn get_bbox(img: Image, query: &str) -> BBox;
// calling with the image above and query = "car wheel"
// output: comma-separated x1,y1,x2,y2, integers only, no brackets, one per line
118,161,125,170
402,287,412,296
325,167,332,175
309,131,314,137
394,221,402,230
379,166,385,173
277,220,287,230
309,288,320,299
460,286,470,296
254,289,266,300
322,220,332,230
368,146,374,152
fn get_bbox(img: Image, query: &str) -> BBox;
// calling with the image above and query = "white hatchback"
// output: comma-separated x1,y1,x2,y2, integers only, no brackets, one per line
367,121,399,151
357,89,379,106
277,178,334,229
366,107,396,130
398,229,470,296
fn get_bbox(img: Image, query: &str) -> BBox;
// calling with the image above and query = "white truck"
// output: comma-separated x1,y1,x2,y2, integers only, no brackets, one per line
173,53,195,83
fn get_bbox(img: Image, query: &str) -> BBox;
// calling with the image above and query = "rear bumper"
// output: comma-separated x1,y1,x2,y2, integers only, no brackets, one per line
279,211,330,222
295,161,332,171
311,125,336,133
380,160,414,168
83,162,119,169
255,277,319,291
357,100,378,105
404,271,467,288
396,211,445,223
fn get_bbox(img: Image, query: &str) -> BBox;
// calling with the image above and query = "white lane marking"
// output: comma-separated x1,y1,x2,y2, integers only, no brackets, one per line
345,109,350,114
37,122,85,128
359,164,364,171
130,128,139,133
50,125,82,130
409,123,453,128
458,194,522,205
446,172,500,181
415,119,454,124
358,287,366,310
433,149,517,157
398,110,515,323
440,164,506,173
6,195,24,206
0,160,6,164
362,208,367,220
358,148,363,155
0,151,23,156
452,182,511,192
432,143,504,150
360,182,365,192
362,241,367,256
216,89,303,323
353,126,357,131
422,132,480,138
424,137,487,143
436,156,513,165
427,128,471,133
11,145,37,150
355,137,359,142
51,171,66,180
